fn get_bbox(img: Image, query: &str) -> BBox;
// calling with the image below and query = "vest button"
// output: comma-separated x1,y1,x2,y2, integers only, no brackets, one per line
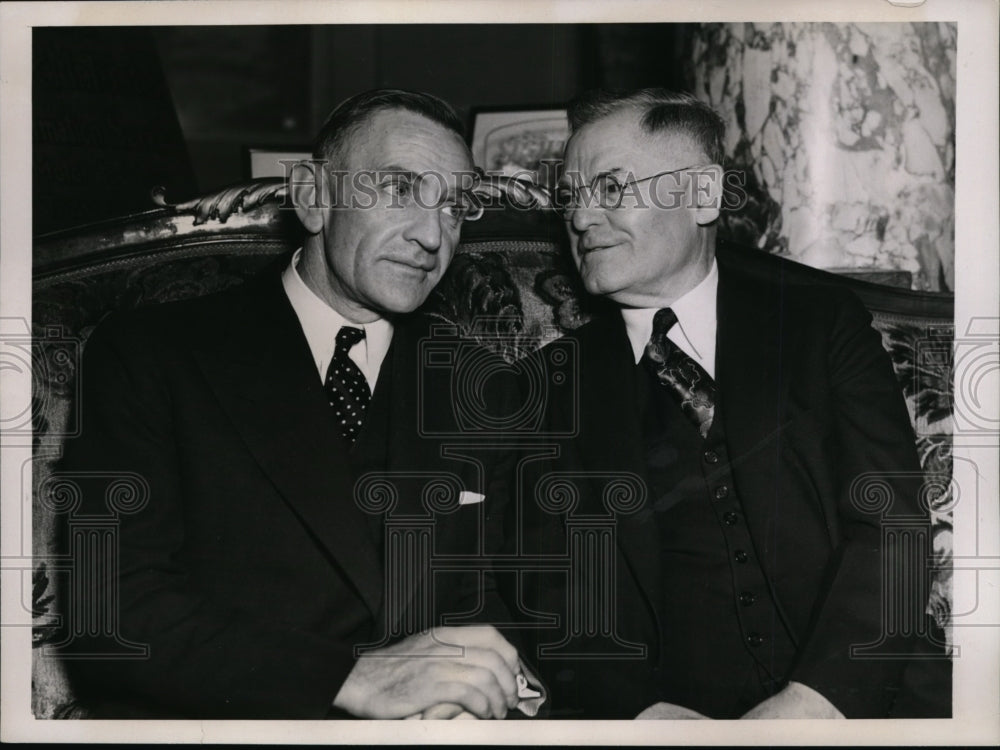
714,485,729,500
746,632,765,647
703,450,719,464
739,591,756,606
734,549,749,563
724,511,739,526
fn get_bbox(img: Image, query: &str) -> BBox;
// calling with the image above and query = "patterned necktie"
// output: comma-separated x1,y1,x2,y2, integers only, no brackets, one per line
643,308,717,439
325,326,371,444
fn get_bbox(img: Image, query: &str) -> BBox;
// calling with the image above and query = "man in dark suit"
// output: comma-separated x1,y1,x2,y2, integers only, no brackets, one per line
515,89,939,719
59,89,526,720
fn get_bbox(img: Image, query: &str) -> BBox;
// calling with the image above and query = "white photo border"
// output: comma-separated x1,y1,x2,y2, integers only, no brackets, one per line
2,0,997,745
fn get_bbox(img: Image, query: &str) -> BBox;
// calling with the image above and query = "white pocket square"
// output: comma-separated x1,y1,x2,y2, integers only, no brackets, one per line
458,491,486,506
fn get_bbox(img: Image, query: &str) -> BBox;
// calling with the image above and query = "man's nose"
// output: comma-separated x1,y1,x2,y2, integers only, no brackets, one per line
404,205,443,252
570,202,602,233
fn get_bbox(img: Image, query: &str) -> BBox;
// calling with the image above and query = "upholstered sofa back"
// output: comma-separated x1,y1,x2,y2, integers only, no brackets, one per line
30,181,954,718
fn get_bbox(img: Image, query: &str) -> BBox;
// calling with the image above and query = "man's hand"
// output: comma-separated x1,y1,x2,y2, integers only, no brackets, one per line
740,681,845,719
333,626,520,719
635,702,710,719
409,703,477,720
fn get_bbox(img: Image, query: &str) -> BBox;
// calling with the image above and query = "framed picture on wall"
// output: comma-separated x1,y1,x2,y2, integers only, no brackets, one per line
244,146,311,180
469,107,568,189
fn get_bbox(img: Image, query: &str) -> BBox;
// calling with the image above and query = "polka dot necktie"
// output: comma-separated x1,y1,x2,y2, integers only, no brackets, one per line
642,308,717,439
325,326,372,444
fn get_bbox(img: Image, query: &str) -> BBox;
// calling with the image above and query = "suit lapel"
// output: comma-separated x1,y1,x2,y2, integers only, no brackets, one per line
379,315,448,634
571,314,662,625
191,271,384,619
715,252,796,520
380,314,471,492
382,315,424,479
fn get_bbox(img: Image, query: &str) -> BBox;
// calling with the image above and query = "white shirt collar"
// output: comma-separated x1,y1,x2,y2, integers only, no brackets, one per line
281,248,393,390
620,258,718,378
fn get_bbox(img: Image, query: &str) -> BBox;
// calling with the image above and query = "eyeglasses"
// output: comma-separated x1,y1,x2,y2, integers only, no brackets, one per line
443,196,485,223
553,163,709,217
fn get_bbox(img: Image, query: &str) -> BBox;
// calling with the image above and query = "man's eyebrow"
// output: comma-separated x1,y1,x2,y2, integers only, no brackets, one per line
586,166,628,177
373,164,468,202
373,165,416,177
558,167,625,187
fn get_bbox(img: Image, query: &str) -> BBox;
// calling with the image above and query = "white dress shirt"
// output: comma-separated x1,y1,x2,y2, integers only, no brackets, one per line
281,248,393,391
620,258,719,378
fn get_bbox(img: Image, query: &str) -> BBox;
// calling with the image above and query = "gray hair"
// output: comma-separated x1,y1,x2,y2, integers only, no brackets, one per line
567,88,725,165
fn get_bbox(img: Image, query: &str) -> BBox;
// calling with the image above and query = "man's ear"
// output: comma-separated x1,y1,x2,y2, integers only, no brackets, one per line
693,164,724,227
289,160,326,235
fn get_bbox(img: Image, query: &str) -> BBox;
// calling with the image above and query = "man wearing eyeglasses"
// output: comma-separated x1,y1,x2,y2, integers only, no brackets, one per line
60,89,537,720
517,89,934,719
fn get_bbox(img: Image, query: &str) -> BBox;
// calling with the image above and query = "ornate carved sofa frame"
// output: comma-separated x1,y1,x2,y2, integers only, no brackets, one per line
30,179,955,718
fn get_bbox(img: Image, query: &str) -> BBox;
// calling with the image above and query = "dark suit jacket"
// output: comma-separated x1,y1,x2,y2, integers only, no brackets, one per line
59,264,516,718
514,244,935,719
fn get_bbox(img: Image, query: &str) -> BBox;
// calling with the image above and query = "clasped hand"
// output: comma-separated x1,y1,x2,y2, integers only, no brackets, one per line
634,682,844,720
333,625,520,719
